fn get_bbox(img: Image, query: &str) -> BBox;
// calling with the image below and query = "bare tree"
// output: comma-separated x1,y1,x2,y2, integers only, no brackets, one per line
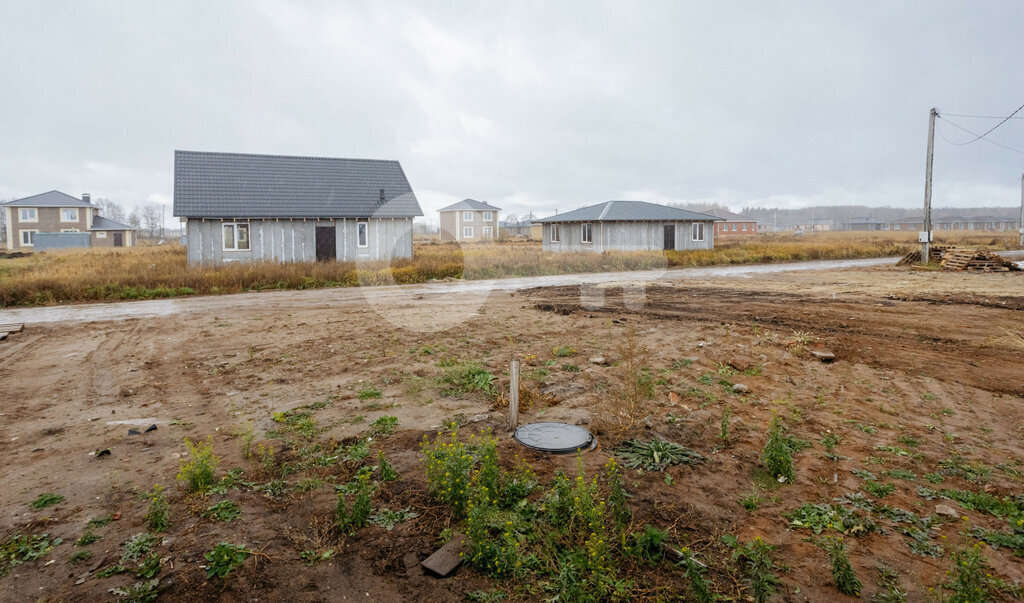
94,197,126,223
141,204,162,237
127,208,142,233
504,212,518,224
0,202,7,247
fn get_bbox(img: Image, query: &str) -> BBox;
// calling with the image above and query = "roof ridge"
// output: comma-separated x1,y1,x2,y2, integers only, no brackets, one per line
175,149,401,164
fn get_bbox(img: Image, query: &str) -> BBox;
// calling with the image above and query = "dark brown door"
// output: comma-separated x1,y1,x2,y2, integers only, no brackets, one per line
315,226,336,261
663,224,675,250
113,232,123,247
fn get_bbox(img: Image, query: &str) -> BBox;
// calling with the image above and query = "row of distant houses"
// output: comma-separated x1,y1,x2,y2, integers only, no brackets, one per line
844,216,1022,232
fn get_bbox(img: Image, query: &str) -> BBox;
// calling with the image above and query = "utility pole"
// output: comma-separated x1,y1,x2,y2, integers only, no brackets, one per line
921,108,937,264
1019,173,1023,247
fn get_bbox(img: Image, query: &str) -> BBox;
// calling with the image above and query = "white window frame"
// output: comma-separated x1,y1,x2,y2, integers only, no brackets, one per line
463,211,474,221
357,221,369,248
482,211,493,221
550,224,560,243
463,226,474,239
742,223,748,232
19,208,37,222
730,223,737,231
61,208,79,222
61,228,80,232
482,226,493,239
96,231,108,239
222,221,251,251
692,222,705,242
20,229,38,246
581,223,592,244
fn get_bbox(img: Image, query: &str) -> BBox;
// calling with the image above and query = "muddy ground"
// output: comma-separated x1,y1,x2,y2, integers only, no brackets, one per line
1,264,1022,601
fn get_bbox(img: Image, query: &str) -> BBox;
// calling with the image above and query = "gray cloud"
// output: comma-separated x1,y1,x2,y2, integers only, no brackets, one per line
1,0,1022,222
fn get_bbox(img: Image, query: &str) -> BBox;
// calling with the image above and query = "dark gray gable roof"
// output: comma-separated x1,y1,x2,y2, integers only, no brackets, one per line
534,201,717,223
438,198,502,212
3,190,93,207
700,207,750,221
90,216,137,231
173,150,423,219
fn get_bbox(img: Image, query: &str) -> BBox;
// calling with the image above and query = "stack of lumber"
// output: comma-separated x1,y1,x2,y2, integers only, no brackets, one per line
941,249,1021,272
896,245,951,266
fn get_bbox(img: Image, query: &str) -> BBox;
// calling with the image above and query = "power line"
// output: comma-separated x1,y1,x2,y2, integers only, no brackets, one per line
940,112,1024,120
945,102,1024,144
936,115,1024,154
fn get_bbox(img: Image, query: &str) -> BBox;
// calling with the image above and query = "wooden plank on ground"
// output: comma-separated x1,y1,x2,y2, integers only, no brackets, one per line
421,533,470,577
0,323,24,333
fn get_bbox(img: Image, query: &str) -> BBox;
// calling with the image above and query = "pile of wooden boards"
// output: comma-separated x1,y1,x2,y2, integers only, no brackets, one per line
896,245,951,266
940,249,1021,272
0,323,24,341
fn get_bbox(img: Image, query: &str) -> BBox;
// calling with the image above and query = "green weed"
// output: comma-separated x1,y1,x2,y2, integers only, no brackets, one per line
177,437,220,492
204,543,250,579
202,500,241,522
145,485,171,532
29,493,64,509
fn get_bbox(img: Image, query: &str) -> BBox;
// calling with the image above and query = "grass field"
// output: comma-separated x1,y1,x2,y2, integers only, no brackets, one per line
0,231,1018,307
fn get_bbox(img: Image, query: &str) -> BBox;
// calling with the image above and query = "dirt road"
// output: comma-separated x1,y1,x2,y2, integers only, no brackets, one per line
1,264,1022,601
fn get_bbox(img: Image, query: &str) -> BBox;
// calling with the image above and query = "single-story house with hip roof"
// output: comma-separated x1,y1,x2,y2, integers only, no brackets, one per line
533,200,717,252
173,150,423,265
2,190,136,251
438,199,501,242
699,207,758,236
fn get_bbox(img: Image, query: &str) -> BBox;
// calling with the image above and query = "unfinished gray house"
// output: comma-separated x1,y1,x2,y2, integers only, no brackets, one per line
534,201,717,252
174,150,422,265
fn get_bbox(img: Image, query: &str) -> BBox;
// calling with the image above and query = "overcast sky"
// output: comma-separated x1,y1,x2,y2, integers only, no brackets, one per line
2,1,1022,223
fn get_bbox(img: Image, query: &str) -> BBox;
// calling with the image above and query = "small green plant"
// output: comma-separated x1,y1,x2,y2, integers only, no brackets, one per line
203,500,241,522
820,536,861,596
785,503,877,536
234,421,256,459
761,416,795,483
69,550,93,565
719,407,732,445
882,469,917,481
376,451,399,481
176,437,220,492
135,553,161,579
677,548,716,602
121,533,159,563
300,548,335,566
1,533,62,576
76,528,101,547
145,485,170,532
29,493,64,509
896,434,921,448
370,415,399,436
864,481,896,499
357,386,382,400
109,578,160,602
628,525,669,564
733,537,782,603
553,345,576,357
437,362,496,396
336,474,373,533
820,432,841,452
874,564,908,602
939,455,992,483
612,438,705,471
421,428,475,517
369,507,419,530
204,542,250,579
740,490,762,512
96,564,128,578
88,515,114,528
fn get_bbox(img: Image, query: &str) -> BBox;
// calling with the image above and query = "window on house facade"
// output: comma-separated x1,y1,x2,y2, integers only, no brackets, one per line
742,223,748,231
482,226,493,238
20,230,37,245
550,224,560,242
463,211,474,221
581,223,593,243
483,212,493,221
731,223,737,231
61,208,79,222
357,221,369,247
463,226,473,238
19,208,37,222
692,222,705,241
61,228,80,232
96,231,107,239
222,221,251,251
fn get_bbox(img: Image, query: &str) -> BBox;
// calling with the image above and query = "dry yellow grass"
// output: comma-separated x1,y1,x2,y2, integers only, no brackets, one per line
0,231,1018,307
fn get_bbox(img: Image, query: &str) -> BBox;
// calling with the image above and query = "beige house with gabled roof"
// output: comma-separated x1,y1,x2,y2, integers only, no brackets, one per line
438,199,501,242
2,190,136,251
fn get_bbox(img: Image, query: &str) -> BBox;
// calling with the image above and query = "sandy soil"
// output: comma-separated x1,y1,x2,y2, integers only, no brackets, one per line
1,264,1022,601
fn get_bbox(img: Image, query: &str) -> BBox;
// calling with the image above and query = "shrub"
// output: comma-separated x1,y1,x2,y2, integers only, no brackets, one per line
176,437,220,492
761,416,795,483
820,537,861,596
437,362,496,396
336,474,373,534
944,544,996,602
145,485,170,532
733,537,782,603
421,429,475,517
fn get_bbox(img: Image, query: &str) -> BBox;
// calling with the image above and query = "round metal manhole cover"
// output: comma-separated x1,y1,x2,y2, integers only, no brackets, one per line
514,422,595,454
